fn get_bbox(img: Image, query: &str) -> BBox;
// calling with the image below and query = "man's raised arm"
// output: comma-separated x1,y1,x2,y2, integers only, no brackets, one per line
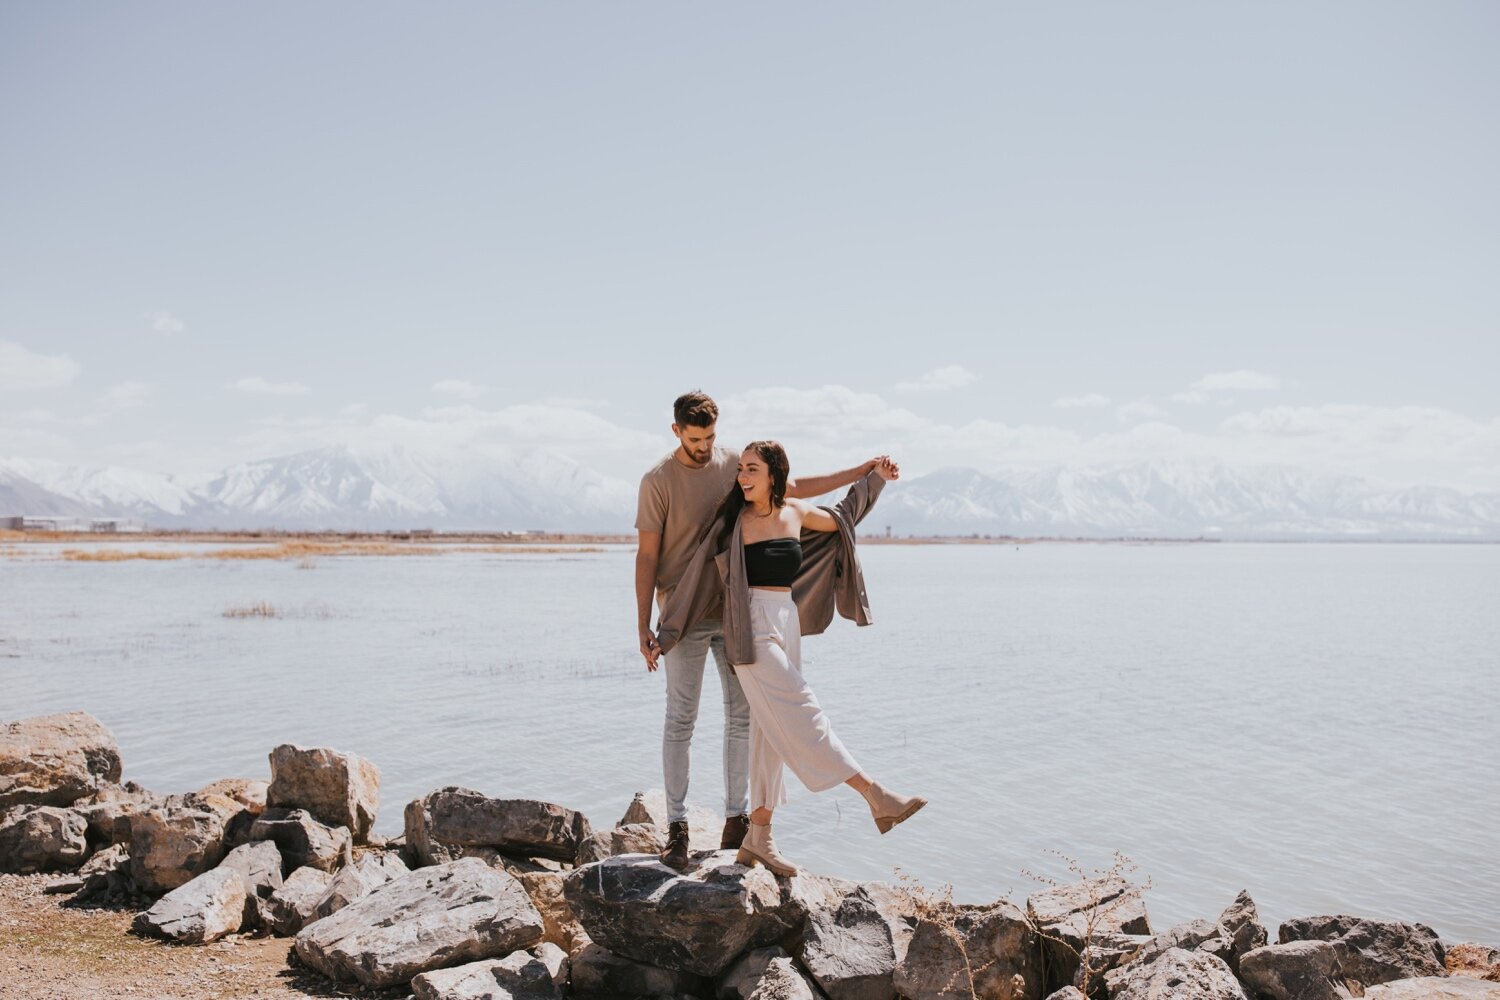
786,455,900,500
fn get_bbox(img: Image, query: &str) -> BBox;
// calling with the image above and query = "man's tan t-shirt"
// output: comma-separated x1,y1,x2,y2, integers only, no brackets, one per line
636,446,738,615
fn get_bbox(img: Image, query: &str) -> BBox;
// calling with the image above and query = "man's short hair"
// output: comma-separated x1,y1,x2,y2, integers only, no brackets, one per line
673,391,719,429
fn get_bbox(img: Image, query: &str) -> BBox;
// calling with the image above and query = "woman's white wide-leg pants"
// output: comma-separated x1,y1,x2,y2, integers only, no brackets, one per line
736,589,862,811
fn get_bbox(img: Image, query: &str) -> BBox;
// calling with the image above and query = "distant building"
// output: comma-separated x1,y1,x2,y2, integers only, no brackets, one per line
89,518,145,533
0,516,22,530
20,516,88,531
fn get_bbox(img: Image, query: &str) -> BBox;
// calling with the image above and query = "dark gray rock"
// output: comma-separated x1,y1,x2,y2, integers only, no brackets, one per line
1215,891,1268,972
258,865,335,936
795,882,918,1000
218,840,284,928
569,942,711,998
0,712,122,810
894,917,975,1000
1239,940,1353,1000
952,899,1043,1000
1106,947,1247,1000
564,852,802,977
293,857,544,988
267,744,380,844
720,946,794,1000
1027,878,1151,995
249,807,352,873
406,787,592,865
133,865,248,943
310,849,409,920
1279,915,1446,991
0,804,89,873
1074,931,1152,996
411,947,564,1000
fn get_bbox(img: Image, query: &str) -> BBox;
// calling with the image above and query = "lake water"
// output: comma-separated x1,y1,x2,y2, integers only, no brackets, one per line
3,541,1497,943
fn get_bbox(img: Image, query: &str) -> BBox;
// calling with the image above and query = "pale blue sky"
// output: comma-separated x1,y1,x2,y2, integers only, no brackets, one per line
2,3,1497,488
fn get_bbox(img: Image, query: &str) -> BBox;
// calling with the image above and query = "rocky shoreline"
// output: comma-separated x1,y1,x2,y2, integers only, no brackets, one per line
3,711,1497,1000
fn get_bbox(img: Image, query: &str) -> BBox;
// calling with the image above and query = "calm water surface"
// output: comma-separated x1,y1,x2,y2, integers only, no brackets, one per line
3,542,1497,942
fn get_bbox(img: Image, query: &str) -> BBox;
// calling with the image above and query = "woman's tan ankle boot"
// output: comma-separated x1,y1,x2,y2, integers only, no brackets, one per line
861,781,928,834
735,821,797,877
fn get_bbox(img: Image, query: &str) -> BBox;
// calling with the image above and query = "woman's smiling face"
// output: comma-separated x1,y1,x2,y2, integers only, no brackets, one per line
738,449,771,504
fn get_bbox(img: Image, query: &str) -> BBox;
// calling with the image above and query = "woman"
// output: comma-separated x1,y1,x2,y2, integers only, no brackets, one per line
655,440,927,876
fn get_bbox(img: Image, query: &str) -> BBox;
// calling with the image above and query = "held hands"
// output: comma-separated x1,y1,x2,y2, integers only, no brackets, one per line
867,455,900,481
639,628,662,672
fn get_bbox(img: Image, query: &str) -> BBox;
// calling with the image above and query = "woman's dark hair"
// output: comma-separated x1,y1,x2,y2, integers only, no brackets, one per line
704,440,791,549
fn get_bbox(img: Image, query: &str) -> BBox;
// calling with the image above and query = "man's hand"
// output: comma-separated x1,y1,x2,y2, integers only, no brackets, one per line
640,628,662,672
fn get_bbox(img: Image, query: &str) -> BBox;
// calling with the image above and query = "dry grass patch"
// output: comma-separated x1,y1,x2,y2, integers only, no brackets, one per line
224,602,278,619
60,548,186,561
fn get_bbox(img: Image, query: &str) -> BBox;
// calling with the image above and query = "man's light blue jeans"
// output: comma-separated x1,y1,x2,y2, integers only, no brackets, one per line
662,618,750,824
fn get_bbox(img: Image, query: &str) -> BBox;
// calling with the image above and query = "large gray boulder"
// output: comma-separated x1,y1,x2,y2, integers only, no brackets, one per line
133,865,248,944
1239,940,1353,1000
258,865,335,936
569,942,711,998
406,787,592,865
1104,891,1268,996
0,712,122,810
73,781,164,845
218,839,284,928
894,917,975,1000
1107,947,1247,1000
411,947,566,1000
952,899,1043,1000
564,852,802,977
249,807,352,872
1366,979,1500,999
0,804,89,873
267,744,380,843
310,849,409,920
128,796,232,893
1027,877,1150,995
1279,915,1447,991
294,857,544,988
794,882,918,1000
720,946,796,1000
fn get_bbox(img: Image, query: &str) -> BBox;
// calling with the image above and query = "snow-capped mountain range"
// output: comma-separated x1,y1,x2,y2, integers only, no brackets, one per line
3,446,1498,539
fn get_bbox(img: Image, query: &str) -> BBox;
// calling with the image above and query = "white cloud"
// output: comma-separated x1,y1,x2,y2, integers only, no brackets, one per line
1173,369,1280,404
432,379,486,400
149,311,185,335
231,376,311,396
0,341,81,391
895,365,977,394
100,381,155,410
1115,399,1169,425
1052,393,1111,409
541,396,610,410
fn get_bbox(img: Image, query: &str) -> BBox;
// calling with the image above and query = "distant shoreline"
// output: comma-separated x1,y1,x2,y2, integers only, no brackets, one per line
4,529,1496,546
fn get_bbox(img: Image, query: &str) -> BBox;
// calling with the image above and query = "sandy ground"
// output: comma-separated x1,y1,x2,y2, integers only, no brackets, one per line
0,874,408,1000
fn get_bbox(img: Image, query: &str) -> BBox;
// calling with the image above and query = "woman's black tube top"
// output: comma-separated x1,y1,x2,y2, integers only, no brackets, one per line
744,537,802,588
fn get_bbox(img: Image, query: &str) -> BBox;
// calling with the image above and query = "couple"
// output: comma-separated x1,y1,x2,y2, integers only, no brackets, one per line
634,390,926,877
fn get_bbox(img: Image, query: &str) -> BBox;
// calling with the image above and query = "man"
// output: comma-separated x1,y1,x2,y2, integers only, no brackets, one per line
635,389,896,870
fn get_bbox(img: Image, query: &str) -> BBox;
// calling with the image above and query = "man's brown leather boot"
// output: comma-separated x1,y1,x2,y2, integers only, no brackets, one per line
720,814,750,850
659,820,690,871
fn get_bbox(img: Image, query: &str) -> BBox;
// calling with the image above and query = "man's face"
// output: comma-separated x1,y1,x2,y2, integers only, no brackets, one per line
672,422,716,466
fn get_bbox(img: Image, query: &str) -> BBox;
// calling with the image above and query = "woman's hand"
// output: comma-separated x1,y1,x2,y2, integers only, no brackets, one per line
874,456,900,481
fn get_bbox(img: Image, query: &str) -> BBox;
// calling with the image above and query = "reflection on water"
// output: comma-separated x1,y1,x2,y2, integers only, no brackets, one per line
3,541,1497,941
